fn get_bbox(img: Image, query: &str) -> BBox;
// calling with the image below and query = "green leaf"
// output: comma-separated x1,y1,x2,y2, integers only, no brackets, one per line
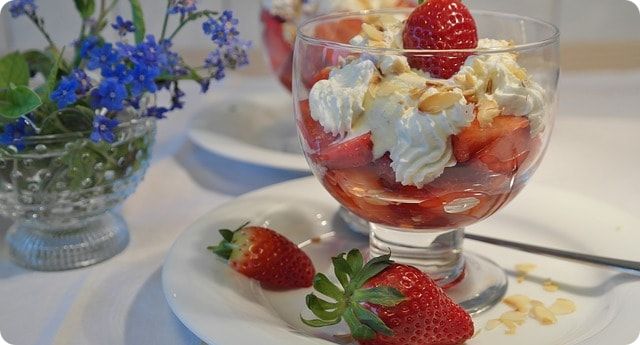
39,107,94,134
351,304,394,337
300,316,341,328
332,256,351,289
352,287,405,307
128,0,146,44
305,294,340,320
313,273,344,301
346,249,364,273
73,0,96,19
348,254,394,291
219,229,234,242
0,52,30,88
0,85,43,119
61,141,97,190
23,50,54,78
343,307,375,340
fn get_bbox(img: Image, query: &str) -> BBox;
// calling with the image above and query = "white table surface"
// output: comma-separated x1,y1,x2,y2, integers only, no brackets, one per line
0,70,639,345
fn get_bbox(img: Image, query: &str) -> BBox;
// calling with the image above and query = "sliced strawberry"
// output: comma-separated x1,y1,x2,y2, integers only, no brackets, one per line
303,66,332,90
314,133,374,169
403,0,478,78
208,223,315,290
474,124,531,174
298,100,338,151
315,18,364,43
452,116,531,162
261,10,294,90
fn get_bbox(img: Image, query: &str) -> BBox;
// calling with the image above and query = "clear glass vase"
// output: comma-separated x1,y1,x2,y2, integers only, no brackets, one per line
0,117,156,271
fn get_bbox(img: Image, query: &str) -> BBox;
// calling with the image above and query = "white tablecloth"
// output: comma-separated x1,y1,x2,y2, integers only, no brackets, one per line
1,70,639,345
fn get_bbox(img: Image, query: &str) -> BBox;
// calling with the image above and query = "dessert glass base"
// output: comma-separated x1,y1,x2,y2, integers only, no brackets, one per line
6,211,129,271
370,226,507,314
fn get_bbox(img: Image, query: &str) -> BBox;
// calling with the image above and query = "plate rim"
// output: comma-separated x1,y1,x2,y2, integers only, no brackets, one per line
162,176,640,345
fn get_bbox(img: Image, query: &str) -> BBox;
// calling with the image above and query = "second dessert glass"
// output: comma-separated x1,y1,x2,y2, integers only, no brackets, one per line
293,9,559,313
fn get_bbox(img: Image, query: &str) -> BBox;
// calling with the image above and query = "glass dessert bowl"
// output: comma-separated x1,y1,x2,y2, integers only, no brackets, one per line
261,0,415,91
293,8,559,313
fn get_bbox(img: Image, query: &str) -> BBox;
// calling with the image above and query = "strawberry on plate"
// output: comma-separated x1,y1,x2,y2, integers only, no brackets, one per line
208,222,315,290
452,116,532,174
403,0,478,78
302,250,474,345
313,133,374,170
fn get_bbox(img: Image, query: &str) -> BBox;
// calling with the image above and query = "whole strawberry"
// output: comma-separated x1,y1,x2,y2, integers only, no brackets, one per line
208,223,315,290
302,250,473,345
403,0,478,78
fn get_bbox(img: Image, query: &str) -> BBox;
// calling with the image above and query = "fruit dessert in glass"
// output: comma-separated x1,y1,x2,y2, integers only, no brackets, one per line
261,0,415,91
293,0,559,313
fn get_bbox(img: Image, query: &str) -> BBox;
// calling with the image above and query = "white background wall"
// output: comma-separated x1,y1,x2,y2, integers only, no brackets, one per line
0,0,638,61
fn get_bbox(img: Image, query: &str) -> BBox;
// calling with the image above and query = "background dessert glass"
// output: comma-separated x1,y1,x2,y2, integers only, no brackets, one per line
294,9,559,313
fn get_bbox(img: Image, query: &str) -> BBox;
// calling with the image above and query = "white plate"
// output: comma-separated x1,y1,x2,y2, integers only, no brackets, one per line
162,177,640,345
187,85,309,172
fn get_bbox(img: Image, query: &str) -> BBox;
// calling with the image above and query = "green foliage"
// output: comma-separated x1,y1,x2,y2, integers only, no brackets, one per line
23,50,54,78
0,85,43,119
73,0,96,19
129,0,146,44
0,52,30,88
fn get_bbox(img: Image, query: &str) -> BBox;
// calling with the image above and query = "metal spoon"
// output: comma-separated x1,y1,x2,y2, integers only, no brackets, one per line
464,233,640,277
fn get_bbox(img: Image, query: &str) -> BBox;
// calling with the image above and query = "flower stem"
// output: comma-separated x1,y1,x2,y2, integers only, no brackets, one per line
28,14,56,49
160,0,172,40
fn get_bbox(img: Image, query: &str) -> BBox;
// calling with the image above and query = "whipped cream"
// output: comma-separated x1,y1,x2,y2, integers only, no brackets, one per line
309,59,380,136
308,19,547,187
454,39,547,134
262,0,300,21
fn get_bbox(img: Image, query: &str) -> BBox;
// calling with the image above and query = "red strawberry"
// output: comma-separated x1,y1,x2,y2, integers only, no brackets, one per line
302,250,474,345
208,223,315,290
303,66,332,90
314,133,374,169
403,0,478,78
452,116,531,174
261,10,294,90
298,100,338,151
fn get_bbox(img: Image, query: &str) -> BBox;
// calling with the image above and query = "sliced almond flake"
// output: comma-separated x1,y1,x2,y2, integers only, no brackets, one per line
543,279,560,292
369,40,387,48
409,88,426,100
362,23,385,42
500,311,527,325
530,299,544,307
504,295,531,313
508,64,528,81
516,263,537,273
549,298,576,315
501,319,518,335
477,96,501,127
531,305,557,325
418,91,462,114
516,274,526,283
485,319,502,331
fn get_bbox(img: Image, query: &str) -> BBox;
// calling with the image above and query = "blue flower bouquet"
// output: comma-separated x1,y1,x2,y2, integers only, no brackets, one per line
0,0,250,271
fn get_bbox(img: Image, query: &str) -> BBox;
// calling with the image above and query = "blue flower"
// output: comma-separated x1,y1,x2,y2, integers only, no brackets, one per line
91,78,128,111
123,35,167,67
90,115,119,143
9,0,37,18
111,15,136,36
78,36,100,59
72,69,92,95
129,64,159,96
202,10,240,47
50,75,80,108
170,84,185,110
101,63,132,83
145,106,169,119
87,43,120,70
169,0,197,15
204,50,225,81
0,117,33,150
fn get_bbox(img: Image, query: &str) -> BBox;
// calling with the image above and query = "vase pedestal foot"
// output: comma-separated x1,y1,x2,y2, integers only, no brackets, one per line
6,211,129,271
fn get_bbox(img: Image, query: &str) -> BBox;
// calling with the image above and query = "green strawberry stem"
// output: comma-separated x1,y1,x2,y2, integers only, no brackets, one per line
301,249,405,340
206,221,250,260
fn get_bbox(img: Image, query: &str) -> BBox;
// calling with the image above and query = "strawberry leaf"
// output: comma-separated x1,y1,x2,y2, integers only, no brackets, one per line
306,294,340,320
313,273,344,301
332,255,351,289
346,249,364,273
352,287,405,307
348,254,393,291
300,317,341,328
343,307,375,340
351,303,394,336
219,229,234,242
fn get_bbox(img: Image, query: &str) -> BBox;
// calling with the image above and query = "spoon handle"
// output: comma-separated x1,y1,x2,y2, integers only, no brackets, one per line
464,233,640,276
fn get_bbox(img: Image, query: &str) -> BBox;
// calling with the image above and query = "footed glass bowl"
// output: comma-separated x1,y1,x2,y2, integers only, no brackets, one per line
294,9,559,313
0,117,155,271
